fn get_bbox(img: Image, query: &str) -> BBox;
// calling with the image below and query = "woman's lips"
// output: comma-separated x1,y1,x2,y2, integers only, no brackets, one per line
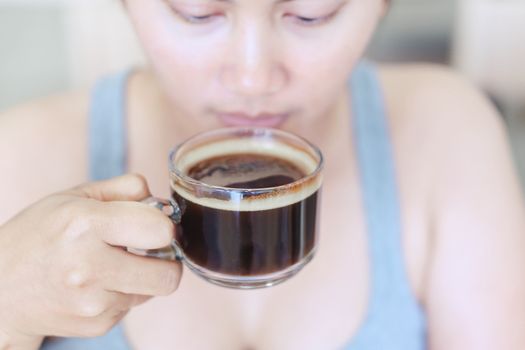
216,112,290,128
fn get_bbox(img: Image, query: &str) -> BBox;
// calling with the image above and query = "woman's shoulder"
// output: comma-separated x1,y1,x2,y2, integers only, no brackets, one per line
377,62,509,183
0,90,90,140
377,62,503,133
0,91,90,223
377,62,520,229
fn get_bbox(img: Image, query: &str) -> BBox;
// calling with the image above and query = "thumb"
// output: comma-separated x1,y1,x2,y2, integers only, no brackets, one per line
67,174,152,202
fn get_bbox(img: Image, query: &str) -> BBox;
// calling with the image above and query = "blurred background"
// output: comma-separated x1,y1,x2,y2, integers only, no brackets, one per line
1,0,525,186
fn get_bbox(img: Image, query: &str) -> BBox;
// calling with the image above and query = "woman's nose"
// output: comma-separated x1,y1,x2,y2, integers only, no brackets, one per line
220,25,288,97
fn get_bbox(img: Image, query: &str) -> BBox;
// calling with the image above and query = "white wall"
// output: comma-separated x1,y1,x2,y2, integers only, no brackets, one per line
0,0,69,109
64,0,145,89
453,0,525,105
0,0,144,110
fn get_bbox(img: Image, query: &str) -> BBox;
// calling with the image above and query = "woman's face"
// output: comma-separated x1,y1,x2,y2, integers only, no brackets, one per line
126,0,385,129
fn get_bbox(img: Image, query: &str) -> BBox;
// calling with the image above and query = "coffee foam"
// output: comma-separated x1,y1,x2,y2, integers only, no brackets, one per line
171,138,322,212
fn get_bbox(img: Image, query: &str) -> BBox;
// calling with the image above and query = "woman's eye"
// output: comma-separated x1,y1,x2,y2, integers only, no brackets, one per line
287,13,335,27
183,14,221,24
296,16,324,25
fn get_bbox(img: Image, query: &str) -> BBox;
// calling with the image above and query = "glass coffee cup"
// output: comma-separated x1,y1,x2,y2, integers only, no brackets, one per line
132,127,323,289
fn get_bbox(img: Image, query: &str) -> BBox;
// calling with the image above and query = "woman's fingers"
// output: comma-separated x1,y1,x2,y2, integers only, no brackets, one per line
99,246,183,296
60,198,176,251
67,173,152,202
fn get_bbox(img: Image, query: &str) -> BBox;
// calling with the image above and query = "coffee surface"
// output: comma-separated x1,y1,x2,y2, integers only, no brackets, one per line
173,190,319,276
187,153,306,188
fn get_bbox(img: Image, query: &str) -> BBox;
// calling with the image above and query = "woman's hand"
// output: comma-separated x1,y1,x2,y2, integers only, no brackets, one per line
0,174,182,350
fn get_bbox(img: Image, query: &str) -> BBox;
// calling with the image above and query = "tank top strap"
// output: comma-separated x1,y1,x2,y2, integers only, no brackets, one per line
88,69,134,181
348,61,426,340
40,324,131,350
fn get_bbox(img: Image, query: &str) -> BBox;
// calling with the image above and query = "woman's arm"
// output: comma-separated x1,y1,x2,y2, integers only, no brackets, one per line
420,69,525,349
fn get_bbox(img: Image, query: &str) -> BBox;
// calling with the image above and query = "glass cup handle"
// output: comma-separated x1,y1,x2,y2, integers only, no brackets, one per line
126,197,184,261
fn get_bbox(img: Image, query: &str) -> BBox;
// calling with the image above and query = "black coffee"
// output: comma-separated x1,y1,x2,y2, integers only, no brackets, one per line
187,153,305,188
172,153,320,276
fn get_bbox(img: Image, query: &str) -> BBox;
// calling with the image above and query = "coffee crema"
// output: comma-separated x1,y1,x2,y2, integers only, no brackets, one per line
172,137,321,211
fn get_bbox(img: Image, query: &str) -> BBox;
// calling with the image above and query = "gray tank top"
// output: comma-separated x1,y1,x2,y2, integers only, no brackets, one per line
41,62,427,350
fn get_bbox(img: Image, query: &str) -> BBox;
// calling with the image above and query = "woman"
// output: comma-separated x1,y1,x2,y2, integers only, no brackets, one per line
0,0,523,349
